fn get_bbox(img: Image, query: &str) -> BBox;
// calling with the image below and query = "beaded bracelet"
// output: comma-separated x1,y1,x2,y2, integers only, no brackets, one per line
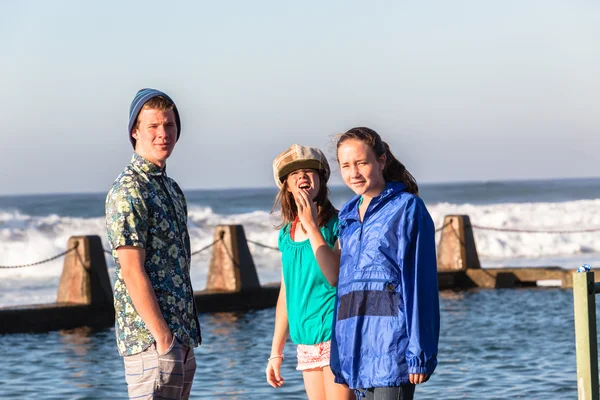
268,354,284,362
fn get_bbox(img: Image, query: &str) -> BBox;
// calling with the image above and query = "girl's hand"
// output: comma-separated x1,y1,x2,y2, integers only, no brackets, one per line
294,189,318,230
409,373,429,384
266,357,284,388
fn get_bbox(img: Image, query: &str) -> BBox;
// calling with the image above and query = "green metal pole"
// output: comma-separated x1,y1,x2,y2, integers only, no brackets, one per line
573,271,599,400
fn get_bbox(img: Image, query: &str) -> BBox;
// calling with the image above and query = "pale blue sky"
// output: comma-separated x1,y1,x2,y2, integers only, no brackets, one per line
1,0,598,195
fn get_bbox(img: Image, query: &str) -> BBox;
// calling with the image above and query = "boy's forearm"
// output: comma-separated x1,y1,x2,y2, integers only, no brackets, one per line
119,248,172,349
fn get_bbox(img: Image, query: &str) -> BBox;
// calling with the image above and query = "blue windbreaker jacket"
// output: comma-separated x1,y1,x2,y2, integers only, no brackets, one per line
330,182,440,389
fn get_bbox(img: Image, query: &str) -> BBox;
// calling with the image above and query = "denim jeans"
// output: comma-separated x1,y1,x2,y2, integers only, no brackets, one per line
361,384,416,400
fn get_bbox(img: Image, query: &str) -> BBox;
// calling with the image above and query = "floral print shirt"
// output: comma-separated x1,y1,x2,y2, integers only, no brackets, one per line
106,153,201,356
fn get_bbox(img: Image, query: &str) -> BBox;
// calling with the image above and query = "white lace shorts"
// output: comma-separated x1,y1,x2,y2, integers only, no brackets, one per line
296,340,331,371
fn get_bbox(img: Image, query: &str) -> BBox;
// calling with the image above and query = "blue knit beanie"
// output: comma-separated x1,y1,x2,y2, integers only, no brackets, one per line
128,88,181,149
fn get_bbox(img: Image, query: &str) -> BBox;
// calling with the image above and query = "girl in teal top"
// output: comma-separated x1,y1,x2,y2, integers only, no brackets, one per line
266,144,352,400
278,216,339,345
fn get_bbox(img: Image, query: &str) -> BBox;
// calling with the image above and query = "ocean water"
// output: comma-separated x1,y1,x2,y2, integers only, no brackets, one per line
1,178,600,398
0,289,582,399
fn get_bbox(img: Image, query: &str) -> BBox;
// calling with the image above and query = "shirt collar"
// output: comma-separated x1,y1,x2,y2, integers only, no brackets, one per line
340,181,407,223
130,153,165,177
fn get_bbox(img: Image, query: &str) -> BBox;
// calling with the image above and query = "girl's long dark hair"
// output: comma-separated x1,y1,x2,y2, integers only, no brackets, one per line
335,127,419,195
271,169,337,230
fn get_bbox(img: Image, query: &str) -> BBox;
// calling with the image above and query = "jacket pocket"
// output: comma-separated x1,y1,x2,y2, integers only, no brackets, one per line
337,288,399,321
335,281,406,358
337,280,402,319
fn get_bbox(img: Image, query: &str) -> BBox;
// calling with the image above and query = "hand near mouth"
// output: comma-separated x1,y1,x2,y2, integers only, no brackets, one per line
295,189,318,230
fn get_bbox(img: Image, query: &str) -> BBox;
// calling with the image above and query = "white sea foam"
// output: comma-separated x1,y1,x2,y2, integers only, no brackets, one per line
1,200,600,306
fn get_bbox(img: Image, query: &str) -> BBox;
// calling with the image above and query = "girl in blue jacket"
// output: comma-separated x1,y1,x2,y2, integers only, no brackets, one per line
328,127,440,400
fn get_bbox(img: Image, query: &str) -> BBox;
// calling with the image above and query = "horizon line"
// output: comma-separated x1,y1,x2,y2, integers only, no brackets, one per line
2,175,600,198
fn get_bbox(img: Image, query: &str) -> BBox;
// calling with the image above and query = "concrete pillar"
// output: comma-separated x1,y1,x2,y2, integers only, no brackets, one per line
437,215,481,272
206,225,261,292
56,235,113,306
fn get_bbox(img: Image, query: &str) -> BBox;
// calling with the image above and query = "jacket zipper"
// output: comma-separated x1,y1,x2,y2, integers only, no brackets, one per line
355,225,363,271
354,203,368,271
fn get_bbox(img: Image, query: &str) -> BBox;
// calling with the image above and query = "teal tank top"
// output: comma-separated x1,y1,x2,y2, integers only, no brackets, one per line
278,216,339,345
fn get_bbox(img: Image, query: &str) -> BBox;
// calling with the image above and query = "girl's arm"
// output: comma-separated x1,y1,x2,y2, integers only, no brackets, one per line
400,197,440,383
266,277,289,388
295,190,341,286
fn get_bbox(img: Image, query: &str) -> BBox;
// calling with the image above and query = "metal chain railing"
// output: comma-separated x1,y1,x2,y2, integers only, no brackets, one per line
0,238,227,270
246,239,279,251
190,238,222,256
4,219,600,269
435,221,452,232
437,218,600,259
0,244,78,269
101,238,224,258
100,238,277,259
471,224,600,234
